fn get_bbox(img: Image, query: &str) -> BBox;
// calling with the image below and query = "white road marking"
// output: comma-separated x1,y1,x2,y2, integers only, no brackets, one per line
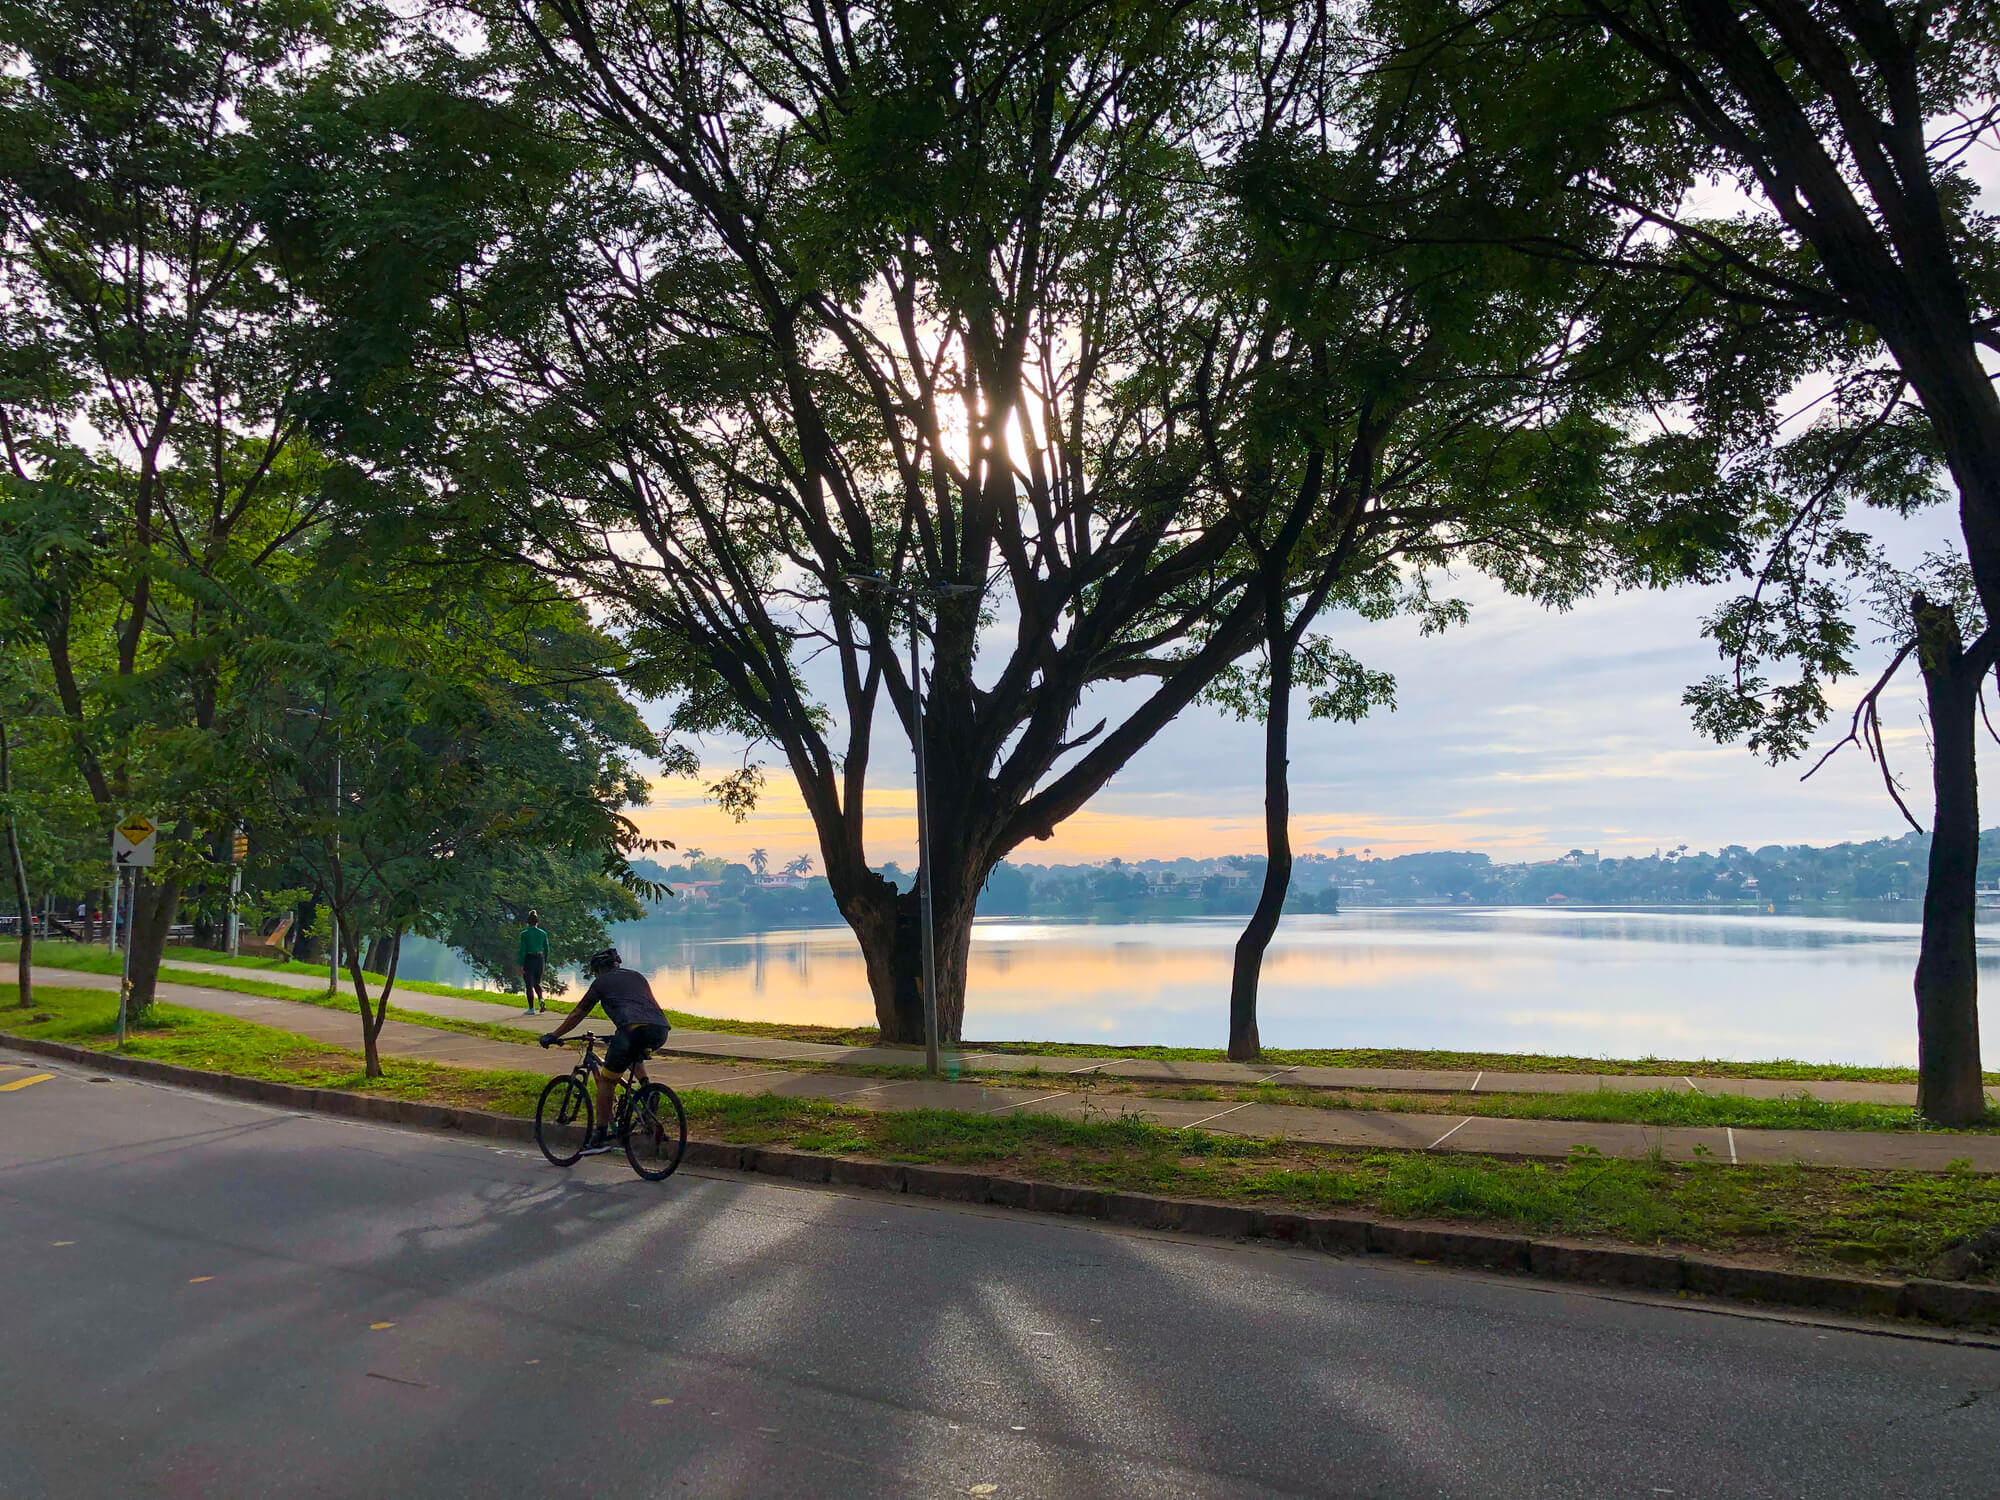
1181,1101,1253,1131
1427,1117,1475,1150
1252,1065,1299,1085
1470,1071,1483,1093
982,1091,1069,1115
1726,1127,1738,1165
1067,1061,1108,1075
1685,1076,1703,1094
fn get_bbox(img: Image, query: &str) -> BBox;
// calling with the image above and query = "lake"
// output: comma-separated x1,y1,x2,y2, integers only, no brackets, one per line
401,906,1997,1067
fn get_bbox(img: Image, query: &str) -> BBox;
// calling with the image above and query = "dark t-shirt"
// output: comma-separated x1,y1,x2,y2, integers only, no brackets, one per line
576,967,667,1031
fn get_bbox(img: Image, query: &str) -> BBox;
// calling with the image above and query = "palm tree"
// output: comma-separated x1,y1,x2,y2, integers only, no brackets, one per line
749,848,769,878
783,854,813,879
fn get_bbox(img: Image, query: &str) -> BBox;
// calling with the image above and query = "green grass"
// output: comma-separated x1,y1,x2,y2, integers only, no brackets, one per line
673,1092,2000,1279
5,983,1997,1281
0,984,550,1116
972,1038,1999,1084
1240,1082,1997,1133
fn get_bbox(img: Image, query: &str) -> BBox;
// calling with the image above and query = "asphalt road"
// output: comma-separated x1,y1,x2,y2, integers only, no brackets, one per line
2,1047,1996,1499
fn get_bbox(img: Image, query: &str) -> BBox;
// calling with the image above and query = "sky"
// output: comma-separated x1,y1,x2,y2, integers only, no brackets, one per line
629,507,1965,872
631,153,2000,877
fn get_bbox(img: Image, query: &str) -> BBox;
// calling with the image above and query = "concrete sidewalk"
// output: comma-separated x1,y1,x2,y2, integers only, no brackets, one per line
24,966,2000,1172
144,955,1925,1105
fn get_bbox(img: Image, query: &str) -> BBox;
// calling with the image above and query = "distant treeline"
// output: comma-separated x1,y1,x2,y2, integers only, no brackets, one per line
636,829,1991,928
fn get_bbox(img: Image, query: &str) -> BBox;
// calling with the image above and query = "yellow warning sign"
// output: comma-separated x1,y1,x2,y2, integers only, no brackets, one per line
113,814,158,868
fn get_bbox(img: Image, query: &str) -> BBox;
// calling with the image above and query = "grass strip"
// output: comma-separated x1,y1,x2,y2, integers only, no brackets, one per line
5,984,1999,1284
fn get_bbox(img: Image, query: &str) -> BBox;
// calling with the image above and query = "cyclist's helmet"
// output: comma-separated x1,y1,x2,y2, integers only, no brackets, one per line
586,947,622,974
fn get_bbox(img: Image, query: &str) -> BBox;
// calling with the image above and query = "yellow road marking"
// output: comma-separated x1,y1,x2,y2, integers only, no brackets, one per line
52,1241,74,1247
0,1073,53,1092
650,1398,674,1406
189,1276,214,1283
370,1322,395,1330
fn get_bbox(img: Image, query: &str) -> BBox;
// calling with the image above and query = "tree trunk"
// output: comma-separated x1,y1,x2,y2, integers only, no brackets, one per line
1913,594,1989,1125
345,927,400,1079
2,721,32,1009
839,870,982,1046
1228,622,1295,1062
125,877,180,1019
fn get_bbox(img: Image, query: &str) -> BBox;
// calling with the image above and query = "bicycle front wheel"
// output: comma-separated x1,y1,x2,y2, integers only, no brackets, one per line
624,1083,687,1181
535,1074,594,1166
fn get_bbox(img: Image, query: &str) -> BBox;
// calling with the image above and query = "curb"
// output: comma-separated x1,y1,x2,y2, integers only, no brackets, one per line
11,1034,1999,1333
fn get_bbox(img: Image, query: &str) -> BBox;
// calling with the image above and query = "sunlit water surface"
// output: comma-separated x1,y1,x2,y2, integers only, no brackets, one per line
403,906,1996,1067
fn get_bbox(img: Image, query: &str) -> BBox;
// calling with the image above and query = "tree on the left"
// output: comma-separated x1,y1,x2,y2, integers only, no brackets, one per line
0,0,397,1016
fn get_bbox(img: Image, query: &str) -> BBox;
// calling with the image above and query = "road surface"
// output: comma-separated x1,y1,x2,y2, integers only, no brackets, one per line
1,1045,1994,1498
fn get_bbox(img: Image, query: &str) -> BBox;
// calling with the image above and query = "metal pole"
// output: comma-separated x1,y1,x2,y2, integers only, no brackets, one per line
116,869,134,1046
108,861,120,954
226,853,242,960
911,611,940,1078
329,750,341,991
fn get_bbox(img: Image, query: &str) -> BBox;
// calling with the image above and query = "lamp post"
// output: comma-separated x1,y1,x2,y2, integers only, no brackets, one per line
286,706,342,988
846,573,979,1077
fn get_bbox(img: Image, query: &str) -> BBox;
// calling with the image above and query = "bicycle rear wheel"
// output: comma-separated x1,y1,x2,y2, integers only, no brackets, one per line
624,1083,687,1181
535,1075,594,1166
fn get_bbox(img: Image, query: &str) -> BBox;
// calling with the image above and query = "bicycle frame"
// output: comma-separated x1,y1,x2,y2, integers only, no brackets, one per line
565,1033,650,1132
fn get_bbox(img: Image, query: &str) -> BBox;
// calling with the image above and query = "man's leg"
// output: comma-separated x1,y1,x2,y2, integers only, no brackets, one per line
595,1067,620,1131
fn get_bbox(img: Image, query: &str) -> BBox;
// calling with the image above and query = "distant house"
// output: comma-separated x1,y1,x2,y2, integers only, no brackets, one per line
674,881,724,904
1546,892,1568,903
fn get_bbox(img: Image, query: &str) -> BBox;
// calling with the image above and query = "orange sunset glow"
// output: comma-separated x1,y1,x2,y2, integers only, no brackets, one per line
630,766,1560,868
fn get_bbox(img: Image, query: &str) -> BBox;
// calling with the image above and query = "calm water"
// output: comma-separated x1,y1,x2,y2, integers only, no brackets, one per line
399,906,1998,1067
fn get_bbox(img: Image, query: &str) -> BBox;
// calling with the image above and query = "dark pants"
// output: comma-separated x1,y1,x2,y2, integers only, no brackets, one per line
522,954,545,1004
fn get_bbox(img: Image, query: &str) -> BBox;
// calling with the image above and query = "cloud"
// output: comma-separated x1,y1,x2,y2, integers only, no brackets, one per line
632,504,1967,868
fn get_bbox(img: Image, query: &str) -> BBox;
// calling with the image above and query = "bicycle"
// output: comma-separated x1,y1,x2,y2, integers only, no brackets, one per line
534,1032,688,1180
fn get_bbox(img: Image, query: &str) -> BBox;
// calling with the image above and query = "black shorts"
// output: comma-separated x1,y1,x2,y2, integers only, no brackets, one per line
522,954,545,983
605,1022,668,1074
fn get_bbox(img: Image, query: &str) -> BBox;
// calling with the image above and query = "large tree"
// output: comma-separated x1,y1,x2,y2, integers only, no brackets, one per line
0,0,390,1015
447,0,1347,1043
231,538,662,1075
1192,27,1718,1058
1371,0,2000,1121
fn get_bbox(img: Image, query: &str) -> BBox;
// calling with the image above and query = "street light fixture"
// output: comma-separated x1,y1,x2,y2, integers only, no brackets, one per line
845,572,980,1077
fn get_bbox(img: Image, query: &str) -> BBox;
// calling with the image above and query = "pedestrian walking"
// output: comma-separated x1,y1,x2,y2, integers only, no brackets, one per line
518,910,550,1014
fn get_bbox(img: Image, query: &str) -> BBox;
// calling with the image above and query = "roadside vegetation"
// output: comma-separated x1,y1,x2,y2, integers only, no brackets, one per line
6,985,1997,1283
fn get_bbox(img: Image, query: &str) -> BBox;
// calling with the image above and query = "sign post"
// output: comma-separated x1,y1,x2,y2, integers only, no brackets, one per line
226,827,247,958
112,817,157,1046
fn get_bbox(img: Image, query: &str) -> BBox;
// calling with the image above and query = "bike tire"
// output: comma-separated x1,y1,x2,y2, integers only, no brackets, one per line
535,1074,594,1166
624,1082,687,1181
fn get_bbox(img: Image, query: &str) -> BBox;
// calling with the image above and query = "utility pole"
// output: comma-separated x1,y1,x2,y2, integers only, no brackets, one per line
329,750,341,990
116,870,133,1046
910,617,939,1079
845,573,980,1077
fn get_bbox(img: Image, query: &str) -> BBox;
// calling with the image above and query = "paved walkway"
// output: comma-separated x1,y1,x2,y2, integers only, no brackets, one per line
23,966,2000,1172
146,957,1923,1105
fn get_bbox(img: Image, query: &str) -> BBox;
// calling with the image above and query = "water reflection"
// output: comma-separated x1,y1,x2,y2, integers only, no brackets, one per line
404,907,1997,1067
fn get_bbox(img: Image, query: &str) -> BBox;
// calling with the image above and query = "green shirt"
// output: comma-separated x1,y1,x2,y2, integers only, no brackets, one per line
517,925,549,963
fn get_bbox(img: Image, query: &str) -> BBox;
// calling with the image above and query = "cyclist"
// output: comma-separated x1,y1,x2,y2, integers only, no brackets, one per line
539,947,669,1155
